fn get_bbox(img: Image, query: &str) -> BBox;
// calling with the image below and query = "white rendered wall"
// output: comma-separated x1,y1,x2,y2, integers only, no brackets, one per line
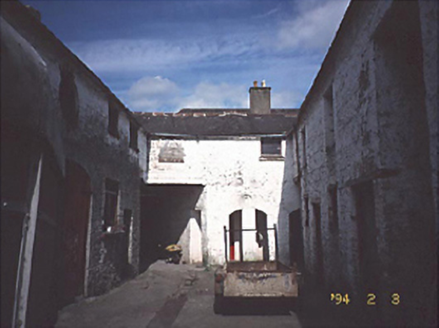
147,137,297,264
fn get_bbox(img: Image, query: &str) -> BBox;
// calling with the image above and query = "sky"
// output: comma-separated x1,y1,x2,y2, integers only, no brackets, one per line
22,0,350,112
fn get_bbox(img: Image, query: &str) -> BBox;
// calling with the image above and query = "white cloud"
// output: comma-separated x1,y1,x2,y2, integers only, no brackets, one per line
127,76,179,111
178,82,248,109
126,76,248,112
277,0,349,50
68,34,262,73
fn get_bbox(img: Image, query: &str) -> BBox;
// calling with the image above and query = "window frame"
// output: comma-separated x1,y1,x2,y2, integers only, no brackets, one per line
108,100,120,138
260,137,283,160
129,121,139,151
103,178,119,230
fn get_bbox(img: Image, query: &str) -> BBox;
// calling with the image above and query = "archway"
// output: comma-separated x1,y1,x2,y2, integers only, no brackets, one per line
229,210,243,261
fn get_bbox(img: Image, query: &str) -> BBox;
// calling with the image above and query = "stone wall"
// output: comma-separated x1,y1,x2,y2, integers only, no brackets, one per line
286,1,437,326
1,5,148,327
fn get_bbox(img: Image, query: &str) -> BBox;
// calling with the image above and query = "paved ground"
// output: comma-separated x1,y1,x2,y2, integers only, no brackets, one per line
55,261,302,328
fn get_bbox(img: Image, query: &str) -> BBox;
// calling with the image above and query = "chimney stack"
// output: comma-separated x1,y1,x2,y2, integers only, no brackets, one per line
249,80,271,114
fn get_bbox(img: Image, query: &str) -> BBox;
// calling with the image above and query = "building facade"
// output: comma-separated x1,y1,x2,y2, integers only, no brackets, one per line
284,1,437,326
1,2,147,327
135,87,298,267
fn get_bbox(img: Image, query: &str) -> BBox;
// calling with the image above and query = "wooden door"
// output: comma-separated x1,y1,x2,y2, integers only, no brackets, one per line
63,161,91,302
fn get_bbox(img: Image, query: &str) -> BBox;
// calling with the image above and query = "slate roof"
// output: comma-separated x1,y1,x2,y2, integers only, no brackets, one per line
133,108,298,136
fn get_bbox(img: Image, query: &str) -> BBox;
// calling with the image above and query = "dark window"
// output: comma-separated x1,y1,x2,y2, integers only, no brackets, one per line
323,85,335,154
103,179,119,230
301,128,307,168
108,100,119,138
123,209,132,233
304,196,309,227
261,137,282,156
129,121,138,150
59,67,79,130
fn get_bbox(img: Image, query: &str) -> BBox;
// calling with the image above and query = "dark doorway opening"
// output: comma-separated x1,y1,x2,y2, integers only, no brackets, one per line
289,209,304,270
312,203,324,285
62,160,91,304
140,184,203,272
229,210,243,261
255,210,269,261
26,146,64,328
353,181,379,292
1,126,33,328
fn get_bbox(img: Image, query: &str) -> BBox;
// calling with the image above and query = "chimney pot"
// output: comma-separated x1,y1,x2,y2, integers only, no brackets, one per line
253,80,258,87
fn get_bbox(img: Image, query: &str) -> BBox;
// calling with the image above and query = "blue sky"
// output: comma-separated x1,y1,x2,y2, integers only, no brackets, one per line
23,0,350,112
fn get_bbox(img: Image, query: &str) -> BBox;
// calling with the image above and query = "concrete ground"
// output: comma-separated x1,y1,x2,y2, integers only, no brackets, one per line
55,261,302,328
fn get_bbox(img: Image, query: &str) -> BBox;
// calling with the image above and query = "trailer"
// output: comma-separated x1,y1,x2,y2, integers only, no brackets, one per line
214,224,300,314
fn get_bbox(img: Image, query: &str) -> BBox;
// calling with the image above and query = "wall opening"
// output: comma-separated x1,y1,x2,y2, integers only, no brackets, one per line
260,137,282,157
129,122,138,151
323,84,336,170
328,185,340,260
301,128,307,169
353,180,379,292
139,184,203,272
108,99,119,138
61,160,91,304
289,209,304,270
229,210,243,261
312,202,324,285
255,209,269,261
103,179,119,231
59,66,79,131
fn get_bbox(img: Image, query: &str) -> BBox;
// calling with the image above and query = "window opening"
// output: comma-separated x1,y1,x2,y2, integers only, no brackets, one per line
261,137,282,156
108,100,119,138
103,179,119,230
129,121,138,150
59,67,79,130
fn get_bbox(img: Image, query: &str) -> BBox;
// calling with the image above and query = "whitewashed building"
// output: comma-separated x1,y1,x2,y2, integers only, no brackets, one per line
134,84,298,267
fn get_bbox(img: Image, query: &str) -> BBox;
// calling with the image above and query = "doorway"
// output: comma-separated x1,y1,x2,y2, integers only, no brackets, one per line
62,160,91,303
256,210,269,261
289,209,304,270
229,210,243,261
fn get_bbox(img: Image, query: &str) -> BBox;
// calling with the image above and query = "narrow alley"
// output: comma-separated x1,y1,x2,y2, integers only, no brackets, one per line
55,261,302,328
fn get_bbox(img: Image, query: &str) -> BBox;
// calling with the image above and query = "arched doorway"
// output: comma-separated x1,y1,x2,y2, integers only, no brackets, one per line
255,209,269,261
229,210,243,261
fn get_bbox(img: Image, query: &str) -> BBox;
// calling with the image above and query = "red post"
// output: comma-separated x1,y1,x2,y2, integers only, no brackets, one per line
230,245,235,261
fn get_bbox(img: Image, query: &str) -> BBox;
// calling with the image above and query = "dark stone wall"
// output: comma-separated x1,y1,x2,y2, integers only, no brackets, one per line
1,3,147,320
287,1,437,326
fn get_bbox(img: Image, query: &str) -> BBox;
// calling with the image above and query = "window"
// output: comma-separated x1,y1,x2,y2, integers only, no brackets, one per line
103,179,119,230
301,128,307,168
108,100,119,138
261,137,282,156
59,67,79,130
129,121,138,150
304,196,309,227
323,85,335,154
